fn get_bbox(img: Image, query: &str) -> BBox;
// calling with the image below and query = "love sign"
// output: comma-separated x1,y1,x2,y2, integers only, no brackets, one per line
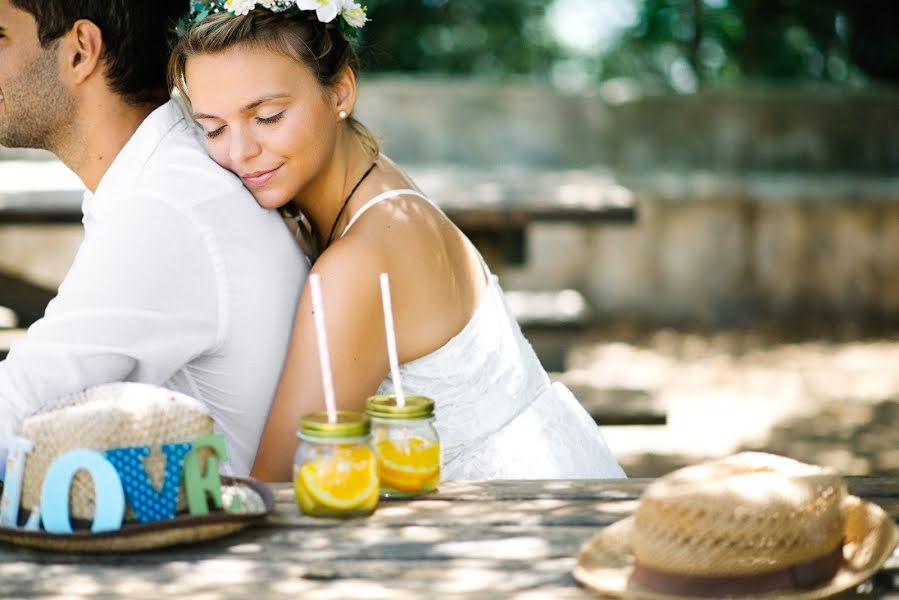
0,433,230,534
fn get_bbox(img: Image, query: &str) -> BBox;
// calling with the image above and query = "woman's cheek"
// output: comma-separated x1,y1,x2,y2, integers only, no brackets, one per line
206,138,233,172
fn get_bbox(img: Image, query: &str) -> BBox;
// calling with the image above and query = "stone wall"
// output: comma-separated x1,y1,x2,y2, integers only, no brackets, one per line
495,176,899,325
356,79,899,173
356,79,899,325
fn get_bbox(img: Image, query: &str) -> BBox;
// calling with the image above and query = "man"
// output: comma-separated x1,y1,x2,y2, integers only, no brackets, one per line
0,0,307,475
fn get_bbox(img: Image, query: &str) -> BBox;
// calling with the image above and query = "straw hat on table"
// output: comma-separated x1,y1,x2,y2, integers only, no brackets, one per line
0,383,272,552
574,452,898,599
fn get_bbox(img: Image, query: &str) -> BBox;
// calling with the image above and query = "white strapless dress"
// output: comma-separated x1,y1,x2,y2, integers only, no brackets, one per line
339,188,626,480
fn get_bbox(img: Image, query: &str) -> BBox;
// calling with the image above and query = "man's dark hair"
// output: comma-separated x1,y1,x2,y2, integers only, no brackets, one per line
11,0,186,107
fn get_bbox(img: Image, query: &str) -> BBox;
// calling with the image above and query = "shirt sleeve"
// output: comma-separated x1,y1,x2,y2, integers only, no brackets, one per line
0,195,222,473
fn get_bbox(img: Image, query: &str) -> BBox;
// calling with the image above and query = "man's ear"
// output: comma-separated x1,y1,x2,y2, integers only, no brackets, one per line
332,65,357,120
59,19,104,85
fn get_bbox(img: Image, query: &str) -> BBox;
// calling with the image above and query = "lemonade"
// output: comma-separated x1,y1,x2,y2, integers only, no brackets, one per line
293,411,379,518
375,435,440,495
366,395,441,498
294,446,379,517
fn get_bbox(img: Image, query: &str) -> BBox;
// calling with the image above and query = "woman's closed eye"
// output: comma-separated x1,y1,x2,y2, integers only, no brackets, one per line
205,125,226,139
203,110,284,138
256,111,285,125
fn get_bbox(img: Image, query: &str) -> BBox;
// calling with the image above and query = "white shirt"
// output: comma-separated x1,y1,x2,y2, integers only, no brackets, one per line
0,100,307,475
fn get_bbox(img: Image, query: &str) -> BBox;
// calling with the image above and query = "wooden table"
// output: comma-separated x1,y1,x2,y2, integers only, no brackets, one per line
0,478,896,599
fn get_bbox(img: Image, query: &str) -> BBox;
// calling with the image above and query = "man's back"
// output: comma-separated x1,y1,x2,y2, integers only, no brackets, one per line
1,101,307,474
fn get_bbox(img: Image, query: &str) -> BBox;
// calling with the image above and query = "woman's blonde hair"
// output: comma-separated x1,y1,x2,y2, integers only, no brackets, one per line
169,9,379,158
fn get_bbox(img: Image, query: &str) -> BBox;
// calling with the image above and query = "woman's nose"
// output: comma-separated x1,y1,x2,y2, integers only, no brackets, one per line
229,126,262,164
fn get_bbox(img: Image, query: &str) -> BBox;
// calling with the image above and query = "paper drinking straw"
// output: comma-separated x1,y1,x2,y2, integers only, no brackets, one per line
379,273,406,408
309,274,337,423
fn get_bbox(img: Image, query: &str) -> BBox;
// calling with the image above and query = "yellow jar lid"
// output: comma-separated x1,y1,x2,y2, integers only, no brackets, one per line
365,395,434,420
298,411,370,439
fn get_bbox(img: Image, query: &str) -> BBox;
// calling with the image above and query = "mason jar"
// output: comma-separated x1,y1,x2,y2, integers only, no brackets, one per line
366,395,441,498
293,411,379,518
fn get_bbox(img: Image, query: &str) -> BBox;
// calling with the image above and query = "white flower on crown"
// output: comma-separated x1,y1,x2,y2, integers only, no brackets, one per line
340,1,368,28
262,0,295,11
224,0,258,16
295,0,342,24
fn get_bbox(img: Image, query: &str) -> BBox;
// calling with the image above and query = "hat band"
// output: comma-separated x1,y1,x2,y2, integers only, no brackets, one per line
631,544,843,597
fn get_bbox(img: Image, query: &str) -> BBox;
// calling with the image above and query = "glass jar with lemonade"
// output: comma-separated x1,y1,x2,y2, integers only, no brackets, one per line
293,411,380,518
366,395,441,497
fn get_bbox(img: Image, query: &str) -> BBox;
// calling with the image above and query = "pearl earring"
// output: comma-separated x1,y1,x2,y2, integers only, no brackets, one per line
338,110,348,120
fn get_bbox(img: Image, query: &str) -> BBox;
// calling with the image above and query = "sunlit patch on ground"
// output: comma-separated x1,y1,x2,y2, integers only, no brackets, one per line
566,324,899,477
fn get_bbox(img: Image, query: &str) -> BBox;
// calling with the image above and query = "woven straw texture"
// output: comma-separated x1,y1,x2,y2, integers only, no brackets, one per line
573,452,899,600
631,453,845,576
0,477,273,553
19,383,213,520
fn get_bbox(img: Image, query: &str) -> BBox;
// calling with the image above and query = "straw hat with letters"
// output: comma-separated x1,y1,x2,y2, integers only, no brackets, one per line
0,383,272,552
574,452,898,599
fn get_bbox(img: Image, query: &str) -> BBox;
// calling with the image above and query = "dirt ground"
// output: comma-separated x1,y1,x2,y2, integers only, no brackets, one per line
561,321,899,479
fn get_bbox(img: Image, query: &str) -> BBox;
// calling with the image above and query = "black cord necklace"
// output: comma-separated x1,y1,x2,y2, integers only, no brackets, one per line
324,161,378,249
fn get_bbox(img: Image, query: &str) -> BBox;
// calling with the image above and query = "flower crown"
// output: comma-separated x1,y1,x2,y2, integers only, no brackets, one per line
177,0,369,38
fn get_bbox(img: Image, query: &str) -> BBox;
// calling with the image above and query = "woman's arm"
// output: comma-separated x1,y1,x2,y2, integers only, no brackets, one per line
251,240,391,481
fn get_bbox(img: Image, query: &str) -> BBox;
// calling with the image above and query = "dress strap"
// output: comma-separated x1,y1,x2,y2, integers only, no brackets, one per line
340,187,492,280
340,188,429,238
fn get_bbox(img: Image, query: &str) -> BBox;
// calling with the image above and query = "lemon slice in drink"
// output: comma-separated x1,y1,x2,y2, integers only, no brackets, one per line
376,437,440,492
299,446,379,510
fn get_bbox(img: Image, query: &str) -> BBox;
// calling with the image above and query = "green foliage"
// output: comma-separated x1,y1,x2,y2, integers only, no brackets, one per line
357,0,563,77
602,0,899,89
355,0,899,88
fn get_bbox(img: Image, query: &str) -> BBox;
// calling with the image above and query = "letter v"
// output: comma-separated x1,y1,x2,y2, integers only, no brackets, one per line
105,443,192,523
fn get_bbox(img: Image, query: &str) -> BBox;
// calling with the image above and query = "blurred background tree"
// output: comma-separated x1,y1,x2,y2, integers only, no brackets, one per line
359,0,899,90
359,0,564,78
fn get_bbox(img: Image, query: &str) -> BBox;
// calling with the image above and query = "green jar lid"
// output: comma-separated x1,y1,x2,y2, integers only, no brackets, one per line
365,395,434,420
297,411,370,439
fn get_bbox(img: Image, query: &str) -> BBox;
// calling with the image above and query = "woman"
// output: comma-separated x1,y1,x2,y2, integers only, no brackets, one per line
170,1,625,482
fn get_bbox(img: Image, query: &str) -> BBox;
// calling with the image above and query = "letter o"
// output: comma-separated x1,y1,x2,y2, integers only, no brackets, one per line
40,449,125,534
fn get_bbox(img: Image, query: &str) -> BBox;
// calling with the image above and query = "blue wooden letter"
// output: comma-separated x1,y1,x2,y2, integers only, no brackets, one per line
40,449,125,534
105,443,192,524
0,437,34,526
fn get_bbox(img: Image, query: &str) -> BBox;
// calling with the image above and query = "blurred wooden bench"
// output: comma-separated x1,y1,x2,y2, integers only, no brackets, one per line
0,161,637,325
0,161,660,424
506,289,666,425
564,384,666,426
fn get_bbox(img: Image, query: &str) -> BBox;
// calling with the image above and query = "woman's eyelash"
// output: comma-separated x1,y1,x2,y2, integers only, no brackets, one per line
204,110,283,138
257,112,285,125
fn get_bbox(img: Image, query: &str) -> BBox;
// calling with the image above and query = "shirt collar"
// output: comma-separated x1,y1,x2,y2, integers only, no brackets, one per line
85,100,189,216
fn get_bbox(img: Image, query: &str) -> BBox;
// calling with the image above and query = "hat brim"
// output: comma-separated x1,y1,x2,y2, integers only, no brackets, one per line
0,476,273,553
574,495,899,600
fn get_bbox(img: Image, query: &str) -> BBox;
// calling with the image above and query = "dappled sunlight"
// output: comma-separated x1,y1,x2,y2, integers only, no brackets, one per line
395,526,446,543
744,400,899,475
567,325,899,478
598,499,638,517
434,537,550,560
227,542,263,554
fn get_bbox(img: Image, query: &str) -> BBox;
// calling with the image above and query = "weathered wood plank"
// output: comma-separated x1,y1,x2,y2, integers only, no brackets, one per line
563,385,667,426
265,480,645,509
267,497,637,530
0,478,894,599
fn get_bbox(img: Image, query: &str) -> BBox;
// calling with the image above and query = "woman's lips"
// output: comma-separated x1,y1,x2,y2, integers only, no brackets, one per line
241,165,281,187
